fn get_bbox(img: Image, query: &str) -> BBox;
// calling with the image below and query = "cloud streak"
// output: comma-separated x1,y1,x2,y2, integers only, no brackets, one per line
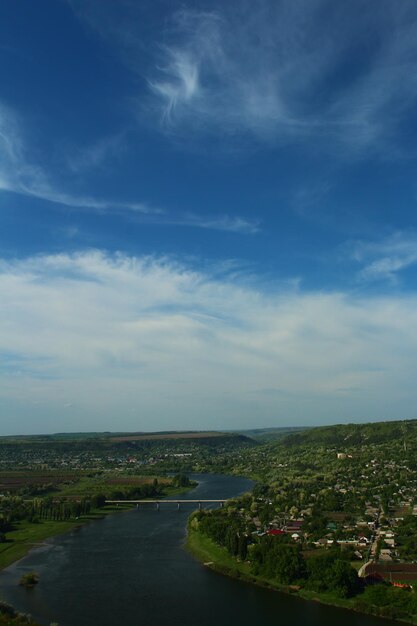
0,103,156,214
2,250,417,432
350,232,417,282
0,103,256,234
143,1,417,151
164,212,260,234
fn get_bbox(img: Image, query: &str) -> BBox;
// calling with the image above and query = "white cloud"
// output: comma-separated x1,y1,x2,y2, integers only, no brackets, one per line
142,2,417,151
351,232,417,282
0,102,257,233
150,48,200,124
164,212,260,234
0,103,155,214
1,250,417,432
66,133,127,173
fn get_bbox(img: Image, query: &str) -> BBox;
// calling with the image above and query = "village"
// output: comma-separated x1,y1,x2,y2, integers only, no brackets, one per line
199,442,417,591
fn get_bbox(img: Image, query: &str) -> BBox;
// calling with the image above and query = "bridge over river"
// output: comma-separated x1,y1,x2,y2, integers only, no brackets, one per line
106,499,226,510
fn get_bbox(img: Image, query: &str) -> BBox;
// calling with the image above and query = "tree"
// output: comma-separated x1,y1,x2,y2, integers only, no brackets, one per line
238,535,248,561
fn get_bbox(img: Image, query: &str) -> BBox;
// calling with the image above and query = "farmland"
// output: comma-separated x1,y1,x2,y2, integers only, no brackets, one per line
0,471,84,494
109,431,227,442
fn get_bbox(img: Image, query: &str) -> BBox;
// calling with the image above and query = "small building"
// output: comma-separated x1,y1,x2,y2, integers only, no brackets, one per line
379,549,392,562
360,562,417,585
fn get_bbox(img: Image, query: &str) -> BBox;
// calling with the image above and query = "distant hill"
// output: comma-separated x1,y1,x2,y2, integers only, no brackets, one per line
110,431,231,442
233,426,309,441
0,430,256,450
107,431,256,449
279,418,417,448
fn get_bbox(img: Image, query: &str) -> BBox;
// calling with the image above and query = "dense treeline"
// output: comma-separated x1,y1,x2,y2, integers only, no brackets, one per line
191,506,417,621
0,481,163,532
282,419,417,448
191,510,360,597
0,433,255,458
0,475,192,541
251,536,305,585
195,508,248,560
304,551,360,596
395,515,417,561
355,584,417,620
0,495,94,528
31,497,92,521
108,474,193,498
108,478,162,500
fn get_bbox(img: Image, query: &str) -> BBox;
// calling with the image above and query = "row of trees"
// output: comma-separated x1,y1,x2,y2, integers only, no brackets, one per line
251,535,359,596
108,479,161,501
194,509,248,560
395,515,417,561
355,584,417,620
193,509,360,598
0,495,95,527
31,497,92,521
0,474,188,538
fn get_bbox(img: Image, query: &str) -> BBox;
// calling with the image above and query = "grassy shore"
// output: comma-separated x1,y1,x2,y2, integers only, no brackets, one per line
0,480,197,572
0,504,130,571
186,528,417,625
186,527,302,593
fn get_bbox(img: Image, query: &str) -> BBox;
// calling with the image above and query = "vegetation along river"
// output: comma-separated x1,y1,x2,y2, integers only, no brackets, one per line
0,474,397,626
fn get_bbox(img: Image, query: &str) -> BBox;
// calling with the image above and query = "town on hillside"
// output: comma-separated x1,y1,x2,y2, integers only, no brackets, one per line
1,421,417,621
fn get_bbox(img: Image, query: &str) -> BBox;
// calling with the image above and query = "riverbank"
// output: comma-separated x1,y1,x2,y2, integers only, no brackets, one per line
0,481,196,572
0,504,129,571
0,601,43,626
186,528,417,625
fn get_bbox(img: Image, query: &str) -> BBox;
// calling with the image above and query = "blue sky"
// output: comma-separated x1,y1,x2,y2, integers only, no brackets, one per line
2,0,417,434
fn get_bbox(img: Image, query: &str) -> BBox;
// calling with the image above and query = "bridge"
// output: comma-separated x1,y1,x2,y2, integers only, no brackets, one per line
106,499,226,510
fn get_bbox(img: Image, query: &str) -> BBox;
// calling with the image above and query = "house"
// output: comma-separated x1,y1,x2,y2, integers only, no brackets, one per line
360,562,417,585
286,520,303,532
379,549,392,561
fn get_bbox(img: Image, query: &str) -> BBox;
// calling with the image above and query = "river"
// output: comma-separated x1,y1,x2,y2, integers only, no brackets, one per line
0,474,396,626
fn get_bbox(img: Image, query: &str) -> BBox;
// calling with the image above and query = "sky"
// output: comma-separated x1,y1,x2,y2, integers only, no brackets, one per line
2,0,417,434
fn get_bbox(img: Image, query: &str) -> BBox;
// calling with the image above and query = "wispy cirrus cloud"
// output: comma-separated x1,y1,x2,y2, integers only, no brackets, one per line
0,102,257,234
349,232,417,282
164,212,260,234
65,132,127,174
143,1,417,151
2,249,417,432
0,103,156,214
66,0,417,154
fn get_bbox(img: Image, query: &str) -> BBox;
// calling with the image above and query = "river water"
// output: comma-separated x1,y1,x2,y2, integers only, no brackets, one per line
0,474,396,626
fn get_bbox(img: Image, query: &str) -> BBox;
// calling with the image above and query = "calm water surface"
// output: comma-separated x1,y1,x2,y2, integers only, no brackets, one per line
0,474,396,626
